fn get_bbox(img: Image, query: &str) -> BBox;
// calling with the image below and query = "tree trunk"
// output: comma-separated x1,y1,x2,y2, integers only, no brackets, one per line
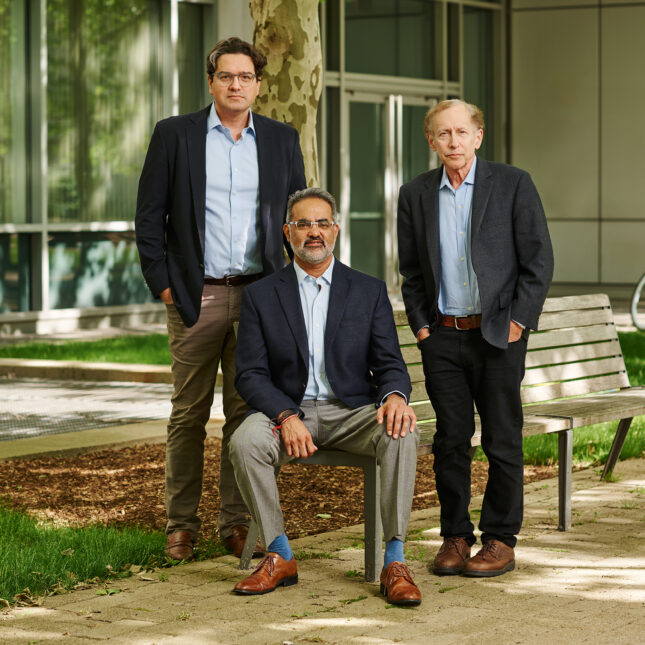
249,0,322,186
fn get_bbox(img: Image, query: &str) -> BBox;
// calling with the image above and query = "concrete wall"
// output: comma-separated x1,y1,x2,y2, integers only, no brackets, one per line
511,0,645,290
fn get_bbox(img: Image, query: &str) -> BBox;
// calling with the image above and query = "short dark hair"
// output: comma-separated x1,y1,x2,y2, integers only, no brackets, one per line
206,37,267,78
286,188,338,223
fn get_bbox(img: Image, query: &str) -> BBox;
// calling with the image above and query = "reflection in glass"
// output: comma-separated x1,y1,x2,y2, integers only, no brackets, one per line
0,0,16,224
48,231,152,309
0,234,30,312
464,6,495,160
178,2,209,114
346,0,440,79
349,101,385,279
46,0,159,222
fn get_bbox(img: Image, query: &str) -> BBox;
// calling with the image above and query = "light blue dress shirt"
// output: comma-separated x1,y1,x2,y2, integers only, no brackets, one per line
294,259,336,401
437,157,481,316
204,104,261,279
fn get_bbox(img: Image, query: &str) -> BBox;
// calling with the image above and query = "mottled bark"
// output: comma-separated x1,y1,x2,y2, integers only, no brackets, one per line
250,0,322,186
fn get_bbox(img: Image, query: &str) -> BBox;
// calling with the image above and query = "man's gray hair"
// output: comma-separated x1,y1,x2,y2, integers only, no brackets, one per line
286,187,338,223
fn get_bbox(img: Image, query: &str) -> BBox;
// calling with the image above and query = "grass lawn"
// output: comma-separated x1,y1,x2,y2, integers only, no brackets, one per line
0,334,171,365
0,502,166,604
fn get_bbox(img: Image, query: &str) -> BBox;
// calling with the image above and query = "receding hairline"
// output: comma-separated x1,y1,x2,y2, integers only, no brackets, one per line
424,99,485,137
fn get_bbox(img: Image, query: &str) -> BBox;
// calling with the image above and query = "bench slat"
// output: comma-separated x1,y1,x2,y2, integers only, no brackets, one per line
527,324,618,350
397,327,417,345
521,372,630,404
526,387,645,427
540,293,610,313
522,356,626,387
401,346,422,364
525,340,623,368
536,307,614,331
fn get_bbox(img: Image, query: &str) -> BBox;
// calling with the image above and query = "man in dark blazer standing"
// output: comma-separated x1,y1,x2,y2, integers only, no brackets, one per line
397,99,553,577
229,188,421,605
135,37,306,561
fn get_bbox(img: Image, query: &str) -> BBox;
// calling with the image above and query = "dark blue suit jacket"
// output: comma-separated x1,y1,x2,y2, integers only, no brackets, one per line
235,260,411,420
135,106,306,327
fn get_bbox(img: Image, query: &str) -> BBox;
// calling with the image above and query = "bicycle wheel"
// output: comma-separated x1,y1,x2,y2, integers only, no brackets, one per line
631,272,645,331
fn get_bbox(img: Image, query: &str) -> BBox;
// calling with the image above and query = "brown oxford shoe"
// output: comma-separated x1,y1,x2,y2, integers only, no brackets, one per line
462,539,515,577
380,561,422,606
223,525,265,558
165,530,194,561
432,537,471,575
233,552,298,595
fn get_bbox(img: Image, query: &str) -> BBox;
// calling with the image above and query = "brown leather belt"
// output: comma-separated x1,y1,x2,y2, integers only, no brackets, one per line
204,274,261,287
438,313,482,330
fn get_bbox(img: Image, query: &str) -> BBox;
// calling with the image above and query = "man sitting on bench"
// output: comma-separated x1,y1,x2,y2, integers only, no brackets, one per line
230,187,421,606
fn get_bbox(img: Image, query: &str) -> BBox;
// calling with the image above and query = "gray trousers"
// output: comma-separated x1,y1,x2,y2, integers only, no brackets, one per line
165,283,249,539
229,400,419,549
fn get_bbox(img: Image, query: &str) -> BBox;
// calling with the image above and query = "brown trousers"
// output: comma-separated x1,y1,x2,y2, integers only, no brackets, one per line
165,283,248,539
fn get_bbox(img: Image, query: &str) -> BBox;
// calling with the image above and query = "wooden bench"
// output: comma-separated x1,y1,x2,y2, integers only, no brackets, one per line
240,294,645,581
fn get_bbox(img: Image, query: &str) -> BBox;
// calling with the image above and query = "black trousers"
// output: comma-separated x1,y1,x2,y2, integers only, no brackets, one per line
420,325,528,548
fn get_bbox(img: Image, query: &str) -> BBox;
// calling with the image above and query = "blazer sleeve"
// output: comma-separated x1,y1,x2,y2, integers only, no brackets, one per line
510,172,554,330
397,185,430,336
135,123,171,299
368,282,412,405
235,287,302,419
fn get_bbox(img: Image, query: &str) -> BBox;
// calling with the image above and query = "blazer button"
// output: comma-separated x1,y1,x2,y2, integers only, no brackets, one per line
199,263,204,269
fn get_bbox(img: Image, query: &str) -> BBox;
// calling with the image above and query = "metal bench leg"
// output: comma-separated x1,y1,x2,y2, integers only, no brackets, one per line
601,417,633,481
558,430,573,531
363,458,382,583
238,520,260,570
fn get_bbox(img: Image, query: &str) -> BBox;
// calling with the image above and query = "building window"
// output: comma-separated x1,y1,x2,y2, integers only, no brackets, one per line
46,0,161,223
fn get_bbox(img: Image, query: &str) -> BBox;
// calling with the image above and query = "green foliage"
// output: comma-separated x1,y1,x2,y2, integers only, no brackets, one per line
0,502,165,604
618,332,645,386
0,334,170,365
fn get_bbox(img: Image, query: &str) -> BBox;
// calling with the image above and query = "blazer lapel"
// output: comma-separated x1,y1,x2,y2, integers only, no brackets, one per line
254,115,274,242
186,106,210,255
325,261,351,349
420,174,442,286
471,158,493,239
275,266,308,366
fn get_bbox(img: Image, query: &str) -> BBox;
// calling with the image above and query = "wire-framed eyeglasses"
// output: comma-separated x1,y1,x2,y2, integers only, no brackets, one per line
212,72,257,87
287,219,335,230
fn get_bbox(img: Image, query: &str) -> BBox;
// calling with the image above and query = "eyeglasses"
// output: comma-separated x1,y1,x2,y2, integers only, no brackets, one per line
287,219,335,230
212,72,257,87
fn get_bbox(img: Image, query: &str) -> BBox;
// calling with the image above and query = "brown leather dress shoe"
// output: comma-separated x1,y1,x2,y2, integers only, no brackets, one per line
223,525,265,558
432,537,471,575
165,530,194,561
233,552,298,595
462,539,515,577
380,561,422,606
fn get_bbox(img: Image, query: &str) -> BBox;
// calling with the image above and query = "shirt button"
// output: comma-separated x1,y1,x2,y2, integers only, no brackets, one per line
459,231,464,235
460,257,465,261
463,282,467,286
468,307,472,311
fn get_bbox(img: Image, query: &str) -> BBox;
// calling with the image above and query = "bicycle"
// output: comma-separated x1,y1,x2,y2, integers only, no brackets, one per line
630,271,645,331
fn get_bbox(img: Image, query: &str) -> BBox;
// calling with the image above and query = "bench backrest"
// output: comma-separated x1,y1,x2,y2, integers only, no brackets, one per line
394,293,629,423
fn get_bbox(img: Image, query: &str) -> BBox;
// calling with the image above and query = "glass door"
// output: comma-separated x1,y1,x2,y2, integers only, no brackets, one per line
340,93,436,292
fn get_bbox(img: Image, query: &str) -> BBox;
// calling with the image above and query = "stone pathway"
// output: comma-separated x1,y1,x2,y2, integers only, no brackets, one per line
1,458,643,644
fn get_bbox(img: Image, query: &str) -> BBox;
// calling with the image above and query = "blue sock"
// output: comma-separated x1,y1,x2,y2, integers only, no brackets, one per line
267,532,294,562
384,538,405,568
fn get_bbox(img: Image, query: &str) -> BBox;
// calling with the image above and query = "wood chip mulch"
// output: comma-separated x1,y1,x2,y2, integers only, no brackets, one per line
0,438,556,540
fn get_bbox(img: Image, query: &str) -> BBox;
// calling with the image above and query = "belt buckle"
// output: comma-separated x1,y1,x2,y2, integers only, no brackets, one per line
225,275,233,287
453,315,469,330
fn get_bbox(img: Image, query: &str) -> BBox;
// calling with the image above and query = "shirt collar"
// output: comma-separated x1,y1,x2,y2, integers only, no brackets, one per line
294,256,335,287
207,103,256,136
440,155,478,190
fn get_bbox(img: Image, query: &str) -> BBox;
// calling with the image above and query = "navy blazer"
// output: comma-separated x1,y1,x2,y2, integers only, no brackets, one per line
235,260,412,420
397,158,554,349
135,106,306,327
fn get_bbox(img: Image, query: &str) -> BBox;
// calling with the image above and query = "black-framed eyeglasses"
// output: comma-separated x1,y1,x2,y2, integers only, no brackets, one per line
287,219,335,230
212,72,257,87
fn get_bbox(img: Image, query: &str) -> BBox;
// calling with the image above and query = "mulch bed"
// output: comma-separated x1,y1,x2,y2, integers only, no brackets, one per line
0,438,556,540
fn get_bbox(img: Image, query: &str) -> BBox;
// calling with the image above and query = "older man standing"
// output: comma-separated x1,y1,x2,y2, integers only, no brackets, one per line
397,100,553,577
230,188,421,605
135,37,306,561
